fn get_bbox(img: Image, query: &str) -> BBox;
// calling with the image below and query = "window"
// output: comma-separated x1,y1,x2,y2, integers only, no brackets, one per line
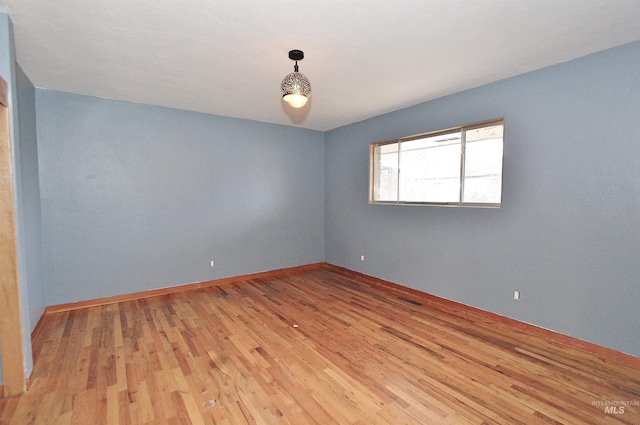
370,119,504,207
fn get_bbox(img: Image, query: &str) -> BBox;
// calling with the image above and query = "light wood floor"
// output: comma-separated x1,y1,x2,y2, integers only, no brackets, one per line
1,267,639,424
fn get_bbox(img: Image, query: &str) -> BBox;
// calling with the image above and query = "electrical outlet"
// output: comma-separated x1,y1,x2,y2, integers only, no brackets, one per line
360,255,365,262
210,260,215,268
513,290,520,300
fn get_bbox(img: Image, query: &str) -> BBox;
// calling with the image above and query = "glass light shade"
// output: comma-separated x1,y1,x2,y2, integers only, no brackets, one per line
281,71,311,108
283,93,309,108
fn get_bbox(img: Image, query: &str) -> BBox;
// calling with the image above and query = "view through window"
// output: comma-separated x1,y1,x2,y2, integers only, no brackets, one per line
370,119,504,206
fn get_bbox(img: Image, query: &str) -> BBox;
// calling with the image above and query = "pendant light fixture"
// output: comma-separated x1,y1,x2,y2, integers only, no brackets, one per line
281,49,311,108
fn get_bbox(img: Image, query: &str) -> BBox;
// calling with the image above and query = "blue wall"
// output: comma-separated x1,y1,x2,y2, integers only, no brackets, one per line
325,41,640,357
16,63,45,334
36,91,325,305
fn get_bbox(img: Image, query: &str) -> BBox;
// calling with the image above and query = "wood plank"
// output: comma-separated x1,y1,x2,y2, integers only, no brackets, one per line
1,267,639,423
323,263,640,369
0,103,26,397
44,263,325,314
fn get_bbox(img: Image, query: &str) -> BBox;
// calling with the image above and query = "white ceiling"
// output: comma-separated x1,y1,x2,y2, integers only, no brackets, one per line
1,1,639,131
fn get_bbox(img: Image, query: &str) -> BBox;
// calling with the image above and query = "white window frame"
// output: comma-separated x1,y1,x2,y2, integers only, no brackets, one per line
369,118,504,207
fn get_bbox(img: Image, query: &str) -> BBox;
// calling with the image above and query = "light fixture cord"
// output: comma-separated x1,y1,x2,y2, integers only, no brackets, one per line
294,61,299,72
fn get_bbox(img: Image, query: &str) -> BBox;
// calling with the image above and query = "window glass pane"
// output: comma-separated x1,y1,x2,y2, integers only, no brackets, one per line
463,124,503,203
373,143,399,201
369,119,503,207
399,132,461,202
